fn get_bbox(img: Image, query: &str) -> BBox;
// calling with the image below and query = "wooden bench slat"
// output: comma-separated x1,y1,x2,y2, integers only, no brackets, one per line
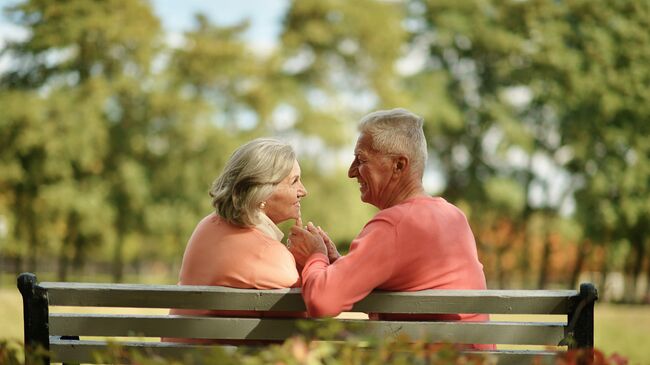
50,339,560,365
49,314,567,346
50,338,231,363
41,282,574,314
354,292,571,314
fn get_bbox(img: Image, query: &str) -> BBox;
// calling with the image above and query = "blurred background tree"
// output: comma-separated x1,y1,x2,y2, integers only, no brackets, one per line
0,0,648,302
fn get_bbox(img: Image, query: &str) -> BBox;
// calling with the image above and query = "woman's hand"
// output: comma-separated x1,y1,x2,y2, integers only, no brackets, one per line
287,222,327,267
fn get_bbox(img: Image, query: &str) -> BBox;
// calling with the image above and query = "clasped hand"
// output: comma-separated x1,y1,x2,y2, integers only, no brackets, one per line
288,219,340,267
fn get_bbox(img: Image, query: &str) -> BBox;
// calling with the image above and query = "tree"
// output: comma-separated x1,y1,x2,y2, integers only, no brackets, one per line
1,0,163,280
406,0,650,293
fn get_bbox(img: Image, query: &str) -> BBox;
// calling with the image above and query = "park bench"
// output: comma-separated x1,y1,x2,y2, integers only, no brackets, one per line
18,272,597,364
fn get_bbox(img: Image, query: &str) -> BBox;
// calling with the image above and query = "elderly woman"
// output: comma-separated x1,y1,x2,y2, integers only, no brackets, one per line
288,109,492,349
167,138,306,342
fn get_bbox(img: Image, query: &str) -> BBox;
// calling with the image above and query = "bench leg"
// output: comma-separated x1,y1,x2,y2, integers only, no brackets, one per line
565,283,598,349
17,273,50,365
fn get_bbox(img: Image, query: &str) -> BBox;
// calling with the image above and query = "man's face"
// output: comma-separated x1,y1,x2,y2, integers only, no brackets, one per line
347,133,394,208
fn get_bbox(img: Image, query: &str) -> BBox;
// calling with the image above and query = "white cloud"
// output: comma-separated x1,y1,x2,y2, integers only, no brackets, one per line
0,21,28,74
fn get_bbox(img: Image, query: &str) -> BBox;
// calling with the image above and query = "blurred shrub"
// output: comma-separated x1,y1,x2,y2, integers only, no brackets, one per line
2,330,630,365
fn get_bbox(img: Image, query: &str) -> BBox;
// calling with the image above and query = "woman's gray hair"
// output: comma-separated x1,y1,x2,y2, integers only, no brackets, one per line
209,138,296,227
358,108,428,176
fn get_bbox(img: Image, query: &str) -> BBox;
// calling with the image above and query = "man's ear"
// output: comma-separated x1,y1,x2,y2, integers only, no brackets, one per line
393,156,408,174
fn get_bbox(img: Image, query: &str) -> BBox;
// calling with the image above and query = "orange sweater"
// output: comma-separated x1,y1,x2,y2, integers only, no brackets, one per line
167,213,302,343
302,196,489,320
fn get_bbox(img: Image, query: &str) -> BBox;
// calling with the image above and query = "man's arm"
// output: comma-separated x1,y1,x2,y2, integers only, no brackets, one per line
295,219,397,317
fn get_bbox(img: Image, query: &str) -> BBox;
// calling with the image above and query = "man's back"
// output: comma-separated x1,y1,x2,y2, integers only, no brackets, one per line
301,196,488,320
372,196,486,293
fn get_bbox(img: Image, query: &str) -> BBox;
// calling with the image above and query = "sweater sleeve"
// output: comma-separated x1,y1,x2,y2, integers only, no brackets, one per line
300,218,397,317
251,243,301,289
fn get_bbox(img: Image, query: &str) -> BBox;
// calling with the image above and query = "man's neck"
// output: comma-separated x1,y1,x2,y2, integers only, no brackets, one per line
378,178,427,209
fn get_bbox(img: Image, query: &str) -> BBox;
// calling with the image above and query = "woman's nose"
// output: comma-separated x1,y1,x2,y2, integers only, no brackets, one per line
298,182,308,198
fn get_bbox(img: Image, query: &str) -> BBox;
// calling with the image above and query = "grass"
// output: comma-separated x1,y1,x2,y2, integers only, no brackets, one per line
594,303,650,364
2,288,649,364
0,288,23,341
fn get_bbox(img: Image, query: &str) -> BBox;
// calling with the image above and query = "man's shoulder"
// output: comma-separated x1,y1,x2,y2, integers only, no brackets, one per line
372,196,468,228
374,196,436,220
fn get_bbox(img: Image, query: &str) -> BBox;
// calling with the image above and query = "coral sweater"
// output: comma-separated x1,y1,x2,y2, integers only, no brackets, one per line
165,213,303,344
170,213,301,318
301,196,489,322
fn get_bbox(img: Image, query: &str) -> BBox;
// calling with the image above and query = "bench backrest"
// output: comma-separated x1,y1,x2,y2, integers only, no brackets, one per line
18,273,597,365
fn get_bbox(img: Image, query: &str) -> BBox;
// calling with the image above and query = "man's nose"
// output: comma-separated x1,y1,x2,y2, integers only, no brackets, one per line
348,162,358,178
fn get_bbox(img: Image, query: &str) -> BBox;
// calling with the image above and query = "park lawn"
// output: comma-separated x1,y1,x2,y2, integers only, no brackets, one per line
594,303,650,365
0,288,23,341
2,288,649,364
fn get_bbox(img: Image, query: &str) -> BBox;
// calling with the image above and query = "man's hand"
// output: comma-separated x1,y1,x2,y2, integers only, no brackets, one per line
288,221,328,268
315,224,341,263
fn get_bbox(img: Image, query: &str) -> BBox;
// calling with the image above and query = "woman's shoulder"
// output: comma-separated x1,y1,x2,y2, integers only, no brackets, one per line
195,213,252,233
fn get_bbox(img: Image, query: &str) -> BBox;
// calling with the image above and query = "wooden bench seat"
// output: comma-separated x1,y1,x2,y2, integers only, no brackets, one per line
17,272,597,364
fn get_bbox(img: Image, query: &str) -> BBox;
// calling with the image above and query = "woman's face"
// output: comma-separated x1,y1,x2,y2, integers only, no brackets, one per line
264,160,307,224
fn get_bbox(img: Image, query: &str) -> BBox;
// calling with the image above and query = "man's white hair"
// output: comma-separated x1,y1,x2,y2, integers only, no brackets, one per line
358,108,428,177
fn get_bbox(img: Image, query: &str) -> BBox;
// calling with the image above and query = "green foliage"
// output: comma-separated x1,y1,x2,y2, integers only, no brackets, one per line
0,340,22,365
0,0,648,298
404,0,650,291
0,340,49,365
0,0,383,280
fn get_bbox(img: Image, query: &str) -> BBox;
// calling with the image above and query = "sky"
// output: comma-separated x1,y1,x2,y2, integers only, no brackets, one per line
0,0,291,78
0,0,289,60
150,0,289,49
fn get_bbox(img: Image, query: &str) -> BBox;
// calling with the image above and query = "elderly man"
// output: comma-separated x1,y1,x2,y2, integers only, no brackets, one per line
288,108,489,325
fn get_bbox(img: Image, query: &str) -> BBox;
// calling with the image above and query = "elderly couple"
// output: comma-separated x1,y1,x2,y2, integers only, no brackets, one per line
171,108,489,344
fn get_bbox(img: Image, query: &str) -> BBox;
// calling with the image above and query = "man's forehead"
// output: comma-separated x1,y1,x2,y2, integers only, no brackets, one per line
354,133,375,154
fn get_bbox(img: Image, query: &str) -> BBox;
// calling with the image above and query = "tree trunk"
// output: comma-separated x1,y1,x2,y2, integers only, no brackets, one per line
645,254,650,303
598,248,610,302
495,247,504,289
626,227,646,303
519,221,531,288
72,233,86,277
537,233,552,289
112,232,124,282
13,255,23,275
58,213,79,281
27,205,39,272
570,240,590,289
57,252,69,282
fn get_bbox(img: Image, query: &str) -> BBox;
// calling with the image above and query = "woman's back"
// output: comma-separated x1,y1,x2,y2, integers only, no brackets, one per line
178,213,300,290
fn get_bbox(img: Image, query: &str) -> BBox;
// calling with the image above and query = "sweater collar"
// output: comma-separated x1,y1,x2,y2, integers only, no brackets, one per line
255,212,284,241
